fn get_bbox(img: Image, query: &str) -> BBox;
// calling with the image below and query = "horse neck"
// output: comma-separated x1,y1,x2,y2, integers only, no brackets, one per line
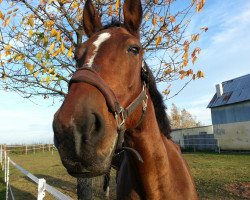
120,96,198,200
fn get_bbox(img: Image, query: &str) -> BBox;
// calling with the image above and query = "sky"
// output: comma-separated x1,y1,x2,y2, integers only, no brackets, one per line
1,0,250,144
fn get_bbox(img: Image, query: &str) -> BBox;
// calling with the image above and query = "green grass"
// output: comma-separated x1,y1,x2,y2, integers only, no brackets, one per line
0,152,249,199
184,153,250,199
0,168,5,199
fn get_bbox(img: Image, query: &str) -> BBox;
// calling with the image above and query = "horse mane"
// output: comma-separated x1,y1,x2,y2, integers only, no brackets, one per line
142,62,172,138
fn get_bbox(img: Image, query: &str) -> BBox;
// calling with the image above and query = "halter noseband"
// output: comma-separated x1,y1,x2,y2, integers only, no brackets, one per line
69,63,148,162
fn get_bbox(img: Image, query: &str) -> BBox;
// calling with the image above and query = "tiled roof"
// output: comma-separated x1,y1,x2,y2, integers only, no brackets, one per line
207,74,250,108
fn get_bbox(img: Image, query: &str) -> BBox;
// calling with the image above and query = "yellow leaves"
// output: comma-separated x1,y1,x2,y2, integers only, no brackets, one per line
183,52,188,61
115,0,120,12
43,36,48,47
162,84,171,95
192,56,197,65
1,72,7,81
34,70,40,78
46,76,50,85
168,15,176,23
14,54,25,61
67,47,73,58
108,5,113,16
61,42,65,53
3,16,11,27
165,67,172,75
196,0,206,12
152,17,158,27
52,73,57,81
56,31,61,42
191,47,201,65
155,36,162,47
183,41,190,52
49,43,55,53
48,68,54,74
44,20,55,29
173,25,179,34
191,34,200,42
28,30,33,37
36,52,43,61
145,13,150,21
40,0,46,6
186,69,193,76
72,1,79,9
0,11,4,20
5,44,11,52
50,28,57,37
28,16,34,27
5,44,11,56
197,70,204,78
182,41,190,67
52,48,61,57
24,62,34,73
179,69,193,80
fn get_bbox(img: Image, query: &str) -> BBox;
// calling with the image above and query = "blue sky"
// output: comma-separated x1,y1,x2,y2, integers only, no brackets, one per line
1,0,250,144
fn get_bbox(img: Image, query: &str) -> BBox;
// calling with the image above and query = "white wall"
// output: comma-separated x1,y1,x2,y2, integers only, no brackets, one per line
214,121,250,150
171,125,213,147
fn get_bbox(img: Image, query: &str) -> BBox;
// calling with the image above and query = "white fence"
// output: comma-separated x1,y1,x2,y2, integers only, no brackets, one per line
0,145,73,200
1,144,56,155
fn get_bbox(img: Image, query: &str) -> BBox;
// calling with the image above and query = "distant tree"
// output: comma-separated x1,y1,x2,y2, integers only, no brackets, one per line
170,103,201,129
0,0,206,99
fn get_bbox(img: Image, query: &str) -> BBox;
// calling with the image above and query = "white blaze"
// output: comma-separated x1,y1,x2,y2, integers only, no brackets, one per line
87,32,111,67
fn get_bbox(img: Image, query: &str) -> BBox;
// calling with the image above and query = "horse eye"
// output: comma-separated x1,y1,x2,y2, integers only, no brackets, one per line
128,46,140,55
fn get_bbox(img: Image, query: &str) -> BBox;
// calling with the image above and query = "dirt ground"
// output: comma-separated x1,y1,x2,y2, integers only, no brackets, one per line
225,182,250,199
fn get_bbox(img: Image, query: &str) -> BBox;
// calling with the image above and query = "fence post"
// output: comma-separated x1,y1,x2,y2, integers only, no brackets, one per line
4,151,7,182
49,144,51,151
52,145,54,155
2,148,5,171
43,144,45,153
37,178,46,200
6,157,10,200
0,145,2,167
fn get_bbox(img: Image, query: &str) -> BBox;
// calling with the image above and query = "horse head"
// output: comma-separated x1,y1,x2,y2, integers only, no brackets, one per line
53,0,144,178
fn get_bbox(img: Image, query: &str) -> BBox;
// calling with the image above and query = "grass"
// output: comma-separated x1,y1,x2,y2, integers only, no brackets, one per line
0,168,5,199
0,151,249,199
184,152,250,199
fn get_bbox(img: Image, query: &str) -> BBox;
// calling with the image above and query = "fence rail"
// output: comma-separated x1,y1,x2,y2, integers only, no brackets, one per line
0,145,73,200
172,137,220,152
0,144,56,155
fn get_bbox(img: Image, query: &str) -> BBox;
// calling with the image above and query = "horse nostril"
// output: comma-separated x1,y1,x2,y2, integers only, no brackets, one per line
78,112,104,144
91,113,102,134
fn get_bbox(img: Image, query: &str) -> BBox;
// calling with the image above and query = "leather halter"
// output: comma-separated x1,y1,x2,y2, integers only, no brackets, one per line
69,64,148,162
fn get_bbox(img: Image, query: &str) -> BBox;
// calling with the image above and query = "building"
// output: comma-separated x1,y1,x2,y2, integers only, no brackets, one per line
207,74,250,150
171,125,217,150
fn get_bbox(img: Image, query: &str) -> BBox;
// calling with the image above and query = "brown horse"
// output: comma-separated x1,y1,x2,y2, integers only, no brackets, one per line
53,0,198,199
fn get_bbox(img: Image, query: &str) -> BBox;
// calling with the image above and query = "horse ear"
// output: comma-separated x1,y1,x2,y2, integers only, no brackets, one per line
123,0,142,37
83,0,103,37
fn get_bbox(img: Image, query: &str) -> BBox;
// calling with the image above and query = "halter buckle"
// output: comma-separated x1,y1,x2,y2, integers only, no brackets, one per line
115,107,126,130
142,83,148,111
